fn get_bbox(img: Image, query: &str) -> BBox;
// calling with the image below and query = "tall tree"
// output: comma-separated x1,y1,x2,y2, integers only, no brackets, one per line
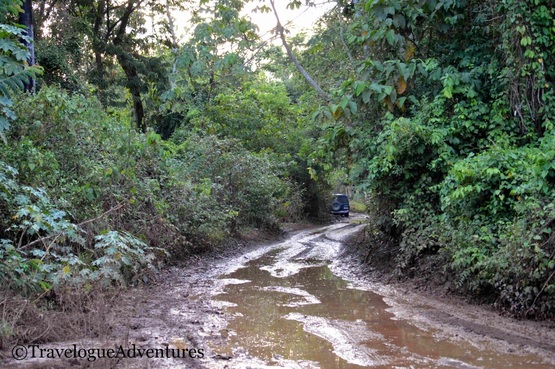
32,0,187,133
89,0,148,132
158,0,260,136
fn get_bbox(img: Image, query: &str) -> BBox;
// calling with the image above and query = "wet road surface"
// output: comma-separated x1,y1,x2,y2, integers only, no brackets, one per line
206,220,554,369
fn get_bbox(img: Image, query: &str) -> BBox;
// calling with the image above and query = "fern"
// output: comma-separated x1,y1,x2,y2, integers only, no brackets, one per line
92,231,159,286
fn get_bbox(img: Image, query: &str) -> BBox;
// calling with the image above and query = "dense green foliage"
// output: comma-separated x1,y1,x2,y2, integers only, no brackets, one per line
1,84,306,283
307,0,555,317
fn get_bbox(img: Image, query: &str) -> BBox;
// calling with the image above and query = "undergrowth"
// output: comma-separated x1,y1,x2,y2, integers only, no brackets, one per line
0,87,306,346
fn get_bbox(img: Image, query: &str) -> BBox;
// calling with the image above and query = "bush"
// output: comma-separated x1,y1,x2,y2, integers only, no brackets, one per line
438,139,555,317
0,84,310,344
164,133,300,238
1,87,305,293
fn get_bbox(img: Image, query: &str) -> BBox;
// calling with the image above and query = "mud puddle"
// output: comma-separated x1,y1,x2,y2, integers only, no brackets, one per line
206,221,554,369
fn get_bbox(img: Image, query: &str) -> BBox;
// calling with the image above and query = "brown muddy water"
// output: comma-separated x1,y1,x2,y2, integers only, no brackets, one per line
207,222,554,369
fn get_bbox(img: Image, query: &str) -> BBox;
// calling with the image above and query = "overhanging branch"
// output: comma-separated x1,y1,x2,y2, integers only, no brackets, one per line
269,0,330,101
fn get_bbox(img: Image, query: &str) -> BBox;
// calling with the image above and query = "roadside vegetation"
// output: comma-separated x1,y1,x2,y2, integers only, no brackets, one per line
0,0,553,350
305,0,555,319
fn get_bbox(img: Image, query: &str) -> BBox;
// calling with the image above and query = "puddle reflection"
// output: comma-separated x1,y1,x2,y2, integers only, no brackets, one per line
212,252,551,368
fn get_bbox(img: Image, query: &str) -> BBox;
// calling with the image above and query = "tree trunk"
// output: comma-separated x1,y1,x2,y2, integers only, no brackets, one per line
113,0,146,133
91,0,108,105
19,0,36,93
116,51,146,133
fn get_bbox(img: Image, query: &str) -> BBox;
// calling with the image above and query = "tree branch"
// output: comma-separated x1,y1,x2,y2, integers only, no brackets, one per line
337,2,355,66
269,0,330,101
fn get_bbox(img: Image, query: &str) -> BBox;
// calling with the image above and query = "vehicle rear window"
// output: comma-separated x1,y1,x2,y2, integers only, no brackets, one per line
334,195,349,204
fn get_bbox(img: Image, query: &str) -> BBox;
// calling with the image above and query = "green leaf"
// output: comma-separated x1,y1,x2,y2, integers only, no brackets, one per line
386,29,395,45
361,90,371,103
354,81,366,96
0,115,9,134
520,36,532,46
340,97,349,109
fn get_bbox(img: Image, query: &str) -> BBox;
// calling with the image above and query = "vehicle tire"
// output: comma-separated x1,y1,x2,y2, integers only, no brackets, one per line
345,212,349,217
331,201,342,212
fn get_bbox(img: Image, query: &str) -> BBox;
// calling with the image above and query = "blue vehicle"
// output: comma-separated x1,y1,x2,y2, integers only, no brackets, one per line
330,194,350,217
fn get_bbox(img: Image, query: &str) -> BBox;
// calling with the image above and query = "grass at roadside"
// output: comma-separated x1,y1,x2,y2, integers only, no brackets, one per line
350,200,367,213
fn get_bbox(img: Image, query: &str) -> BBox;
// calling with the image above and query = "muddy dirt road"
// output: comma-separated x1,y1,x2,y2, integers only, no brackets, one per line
196,219,554,369
5,216,555,368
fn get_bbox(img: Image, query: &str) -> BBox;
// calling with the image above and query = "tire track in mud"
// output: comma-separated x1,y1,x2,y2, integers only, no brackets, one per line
203,217,555,369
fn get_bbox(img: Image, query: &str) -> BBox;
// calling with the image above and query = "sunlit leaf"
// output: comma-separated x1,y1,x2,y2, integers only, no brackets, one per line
397,76,407,95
